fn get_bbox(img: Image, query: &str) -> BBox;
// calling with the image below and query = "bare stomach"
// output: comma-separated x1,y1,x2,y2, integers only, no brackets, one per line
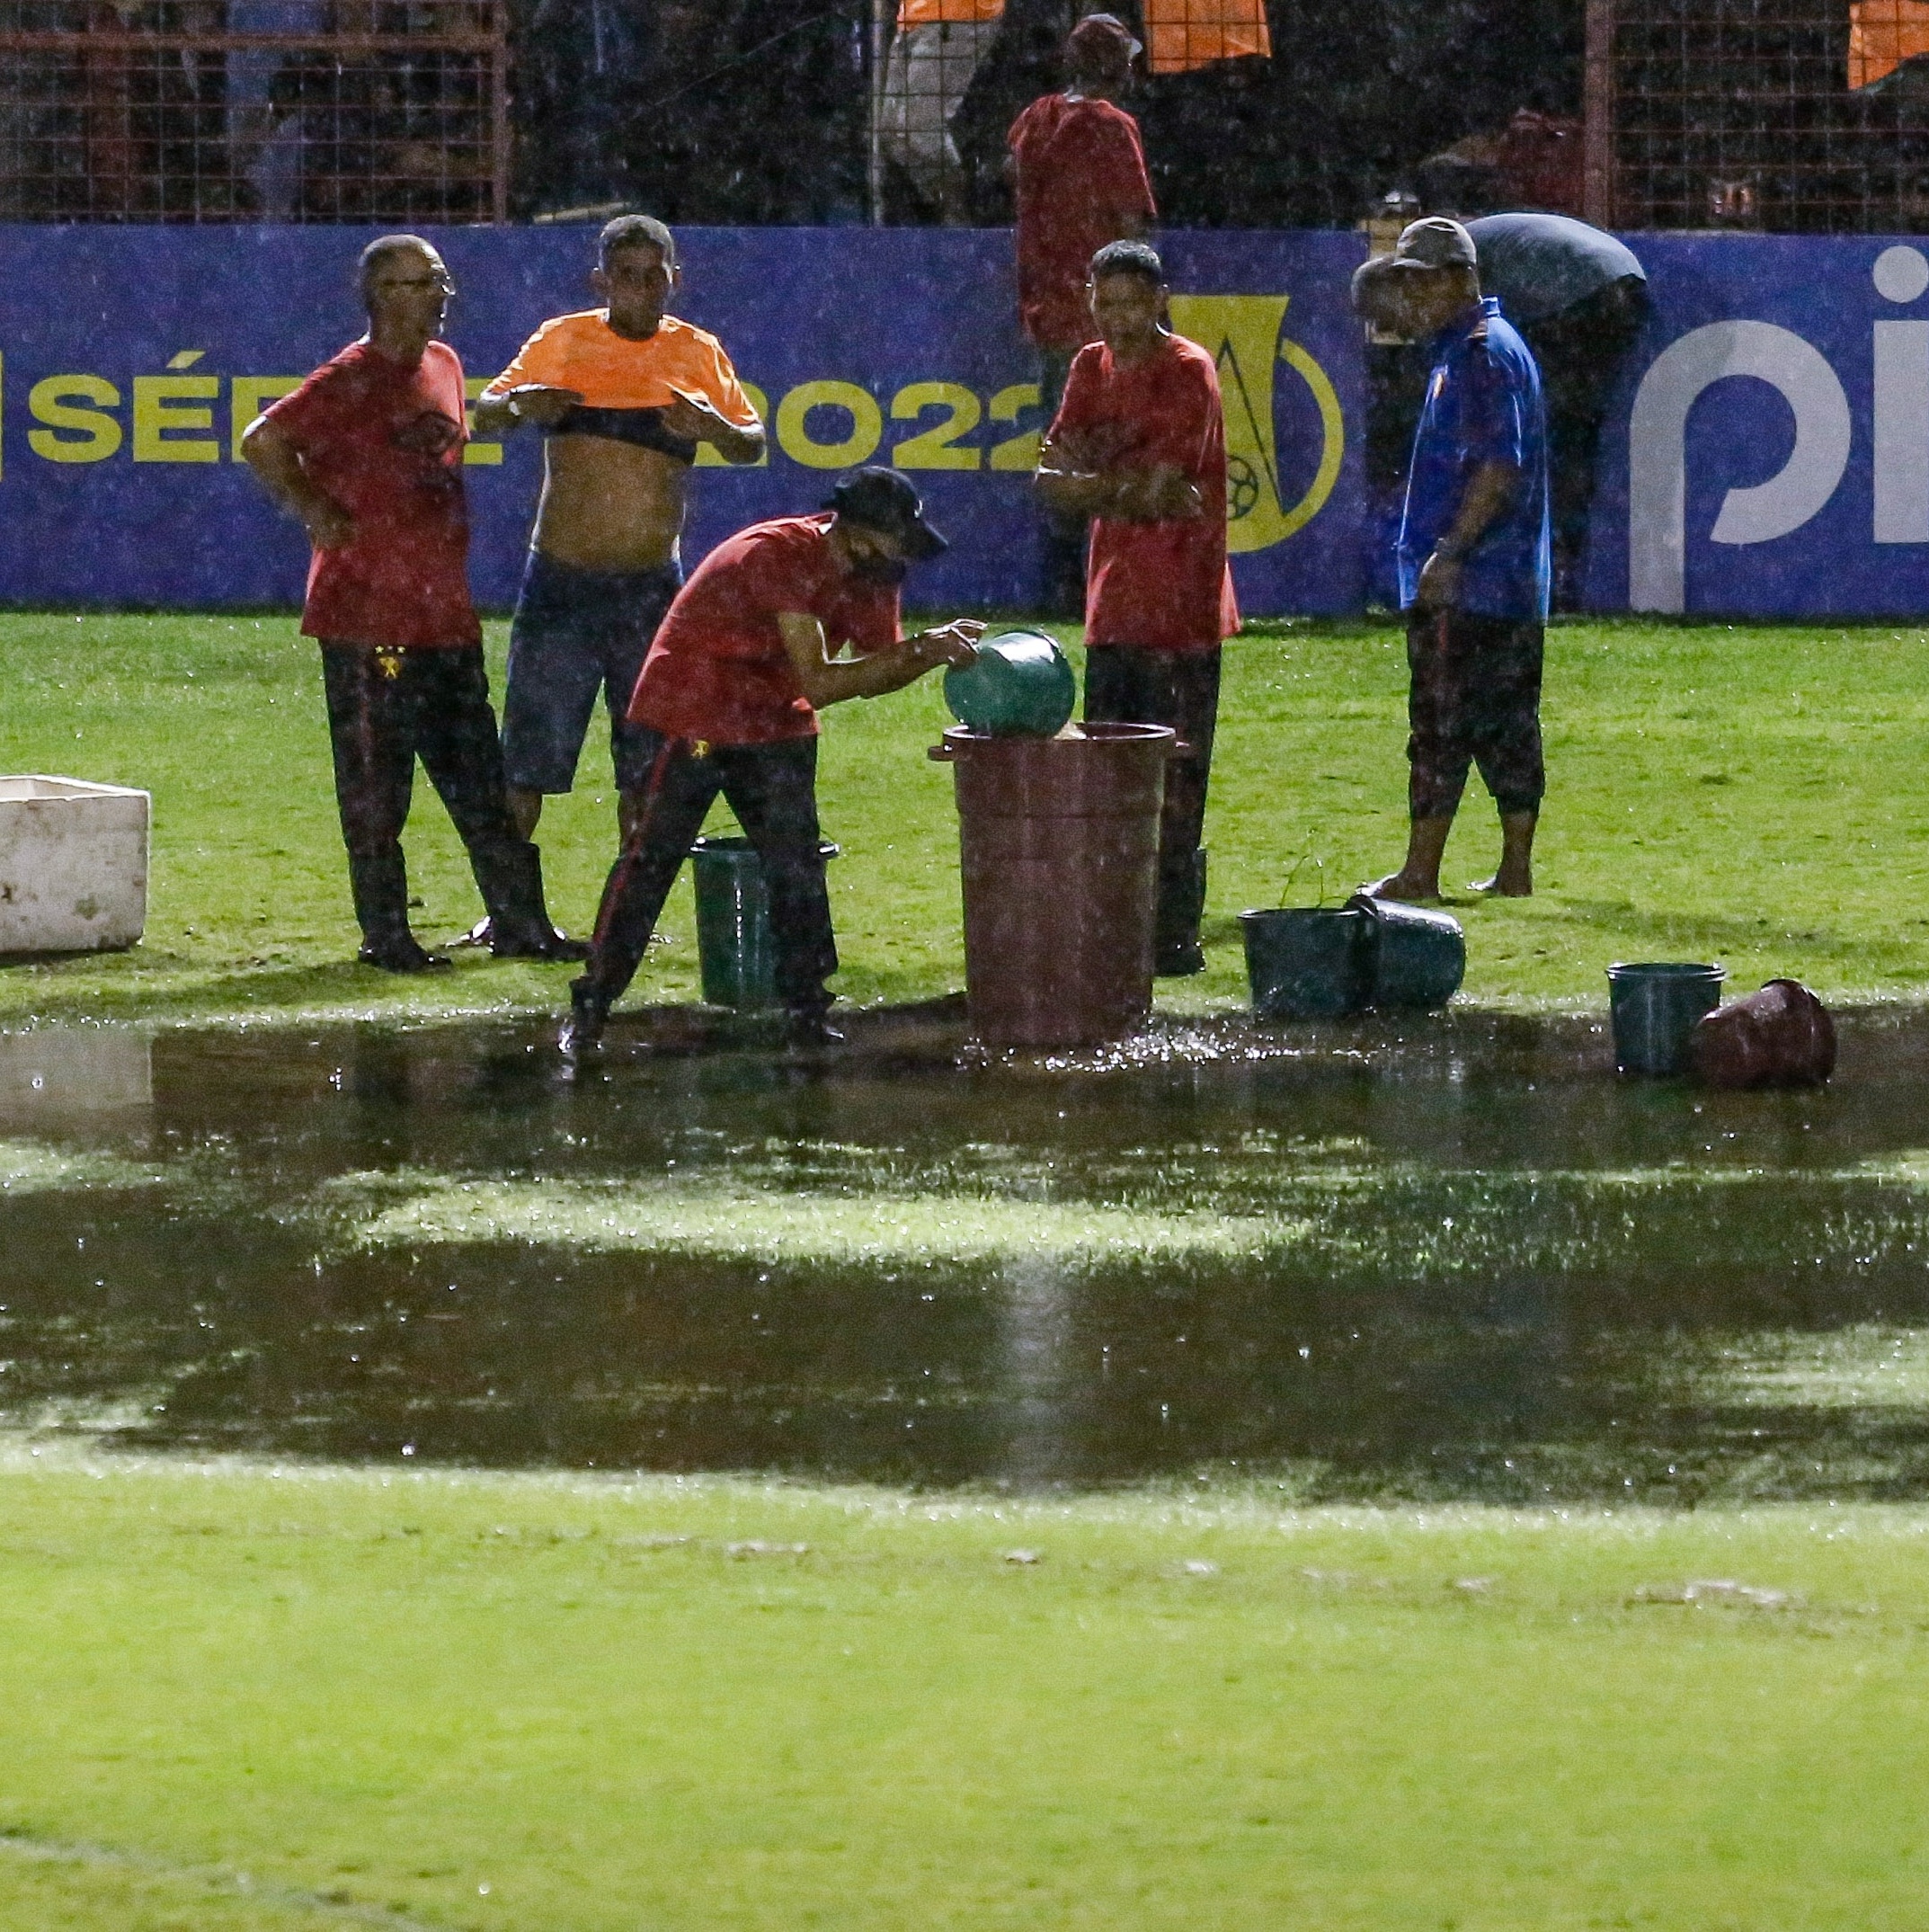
528,436,689,573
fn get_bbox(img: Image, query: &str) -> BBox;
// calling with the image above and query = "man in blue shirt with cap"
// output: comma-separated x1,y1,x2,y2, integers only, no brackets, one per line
1352,217,1551,902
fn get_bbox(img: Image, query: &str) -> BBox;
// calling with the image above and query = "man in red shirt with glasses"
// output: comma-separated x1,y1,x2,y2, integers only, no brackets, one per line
242,234,579,972
1036,237,1239,978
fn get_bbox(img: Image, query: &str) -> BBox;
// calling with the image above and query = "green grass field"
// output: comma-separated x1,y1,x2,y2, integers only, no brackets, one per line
5,1456,1929,1932
7,610,1929,1026
12,610,1929,1928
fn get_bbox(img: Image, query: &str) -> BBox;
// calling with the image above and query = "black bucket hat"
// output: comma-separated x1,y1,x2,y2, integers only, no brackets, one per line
823,467,948,561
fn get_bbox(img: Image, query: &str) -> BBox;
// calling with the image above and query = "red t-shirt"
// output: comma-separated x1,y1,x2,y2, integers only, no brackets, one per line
1050,332,1240,652
1007,94,1157,352
263,338,478,649
627,515,901,746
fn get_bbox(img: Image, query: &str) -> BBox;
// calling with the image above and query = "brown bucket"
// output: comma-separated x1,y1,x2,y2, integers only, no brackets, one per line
1689,978,1836,1089
930,723,1179,1049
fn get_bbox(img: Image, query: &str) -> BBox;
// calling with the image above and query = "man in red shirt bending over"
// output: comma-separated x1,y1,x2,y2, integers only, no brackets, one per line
243,236,580,972
1008,11,1155,614
563,469,981,1054
1036,238,1240,978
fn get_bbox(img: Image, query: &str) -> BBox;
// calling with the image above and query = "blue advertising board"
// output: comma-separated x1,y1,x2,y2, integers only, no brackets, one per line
0,224,1366,616
1588,232,1929,618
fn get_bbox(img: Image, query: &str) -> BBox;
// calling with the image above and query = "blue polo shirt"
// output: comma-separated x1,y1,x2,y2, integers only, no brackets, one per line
1397,297,1551,622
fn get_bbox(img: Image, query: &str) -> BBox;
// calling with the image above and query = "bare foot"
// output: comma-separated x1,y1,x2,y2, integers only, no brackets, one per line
1360,870,1442,903
1470,870,1533,897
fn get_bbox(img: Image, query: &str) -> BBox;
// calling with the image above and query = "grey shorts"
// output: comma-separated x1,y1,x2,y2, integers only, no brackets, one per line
501,551,681,794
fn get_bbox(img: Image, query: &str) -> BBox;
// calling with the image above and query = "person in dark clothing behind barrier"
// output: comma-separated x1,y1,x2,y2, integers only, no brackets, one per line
562,469,982,1055
1462,213,1645,609
1036,237,1240,977
1352,218,1551,903
241,235,581,973
1007,11,1156,615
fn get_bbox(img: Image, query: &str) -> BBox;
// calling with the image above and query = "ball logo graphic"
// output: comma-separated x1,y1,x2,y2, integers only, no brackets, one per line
1226,454,1261,521
1168,293,1344,555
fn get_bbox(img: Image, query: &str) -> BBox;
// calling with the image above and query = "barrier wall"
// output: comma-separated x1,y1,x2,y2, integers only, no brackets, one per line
1590,233,1929,619
12,224,1929,619
0,225,1365,615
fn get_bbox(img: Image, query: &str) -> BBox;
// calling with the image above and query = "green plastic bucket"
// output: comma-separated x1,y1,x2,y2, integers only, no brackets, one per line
689,835,837,1011
1348,894,1466,1009
943,628,1076,737
1607,961,1725,1075
1240,907,1372,1019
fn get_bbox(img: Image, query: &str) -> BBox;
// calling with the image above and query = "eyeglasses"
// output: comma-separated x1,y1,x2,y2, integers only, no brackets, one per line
372,273,455,295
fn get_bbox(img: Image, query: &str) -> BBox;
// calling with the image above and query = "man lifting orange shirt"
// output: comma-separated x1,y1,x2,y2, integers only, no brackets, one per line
473,214,764,869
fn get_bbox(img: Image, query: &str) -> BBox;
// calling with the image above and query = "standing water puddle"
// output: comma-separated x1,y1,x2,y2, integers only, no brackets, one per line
8,1005,1929,1500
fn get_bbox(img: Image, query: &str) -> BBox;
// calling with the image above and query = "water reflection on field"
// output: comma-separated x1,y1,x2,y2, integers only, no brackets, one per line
8,1005,1929,1500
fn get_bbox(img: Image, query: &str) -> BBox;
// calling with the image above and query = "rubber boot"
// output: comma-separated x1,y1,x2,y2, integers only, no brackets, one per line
560,974,609,1055
1154,848,1207,978
474,840,590,962
349,849,449,973
782,1003,845,1051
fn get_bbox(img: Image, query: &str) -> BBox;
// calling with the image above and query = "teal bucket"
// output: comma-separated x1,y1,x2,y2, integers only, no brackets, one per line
943,628,1077,737
689,835,838,1011
1607,961,1726,1075
1240,907,1373,1019
1348,894,1466,1009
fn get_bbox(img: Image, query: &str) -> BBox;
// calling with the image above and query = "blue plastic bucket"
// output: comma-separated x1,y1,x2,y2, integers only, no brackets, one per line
943,628,1077,737
689,835,838,1011
1240,907,1373,1019
1607,961,1726,1075
1348,894,1466,1009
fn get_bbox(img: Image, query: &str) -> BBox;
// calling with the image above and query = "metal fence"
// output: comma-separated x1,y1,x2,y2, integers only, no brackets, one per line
0,0,509,222
1591,0,1929,230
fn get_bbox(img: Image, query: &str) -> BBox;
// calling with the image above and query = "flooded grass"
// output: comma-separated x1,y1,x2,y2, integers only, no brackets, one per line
349,1174,1302,1269
7,1006,1929,1499
4,1458,1929,1930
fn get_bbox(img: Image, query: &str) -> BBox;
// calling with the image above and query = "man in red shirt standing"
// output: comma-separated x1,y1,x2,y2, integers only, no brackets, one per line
563,469,982,1053
1036,238,1240,978
242,235,579,972
1007,12,1155,614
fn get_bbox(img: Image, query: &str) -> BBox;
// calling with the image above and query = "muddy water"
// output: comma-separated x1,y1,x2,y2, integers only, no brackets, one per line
8,1005,1929,1500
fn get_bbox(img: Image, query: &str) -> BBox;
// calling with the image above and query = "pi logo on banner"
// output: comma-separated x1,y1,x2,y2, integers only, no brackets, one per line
1169,295,1345,556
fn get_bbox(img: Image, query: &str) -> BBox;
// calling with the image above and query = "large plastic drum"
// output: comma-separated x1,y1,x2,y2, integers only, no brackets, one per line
931,724,1176,1048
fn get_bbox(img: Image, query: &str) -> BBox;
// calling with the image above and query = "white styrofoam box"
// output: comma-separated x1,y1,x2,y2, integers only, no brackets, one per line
0,776,151,954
